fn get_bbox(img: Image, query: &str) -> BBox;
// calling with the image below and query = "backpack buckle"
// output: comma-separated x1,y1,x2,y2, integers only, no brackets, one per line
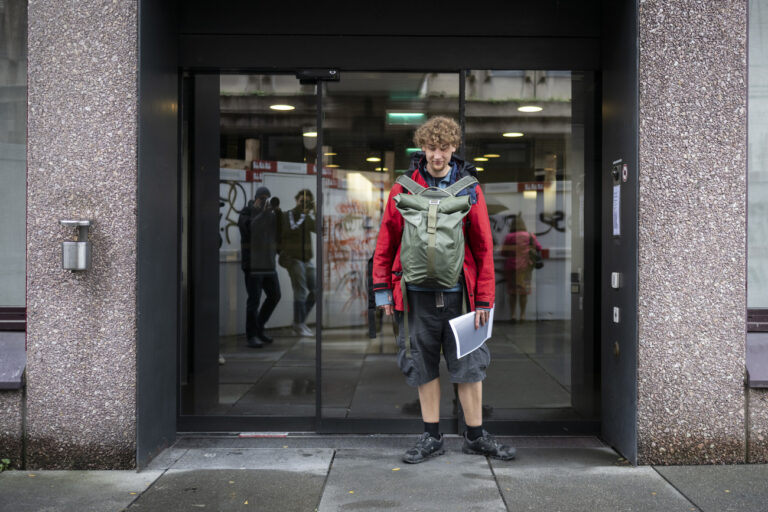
429,199,441,205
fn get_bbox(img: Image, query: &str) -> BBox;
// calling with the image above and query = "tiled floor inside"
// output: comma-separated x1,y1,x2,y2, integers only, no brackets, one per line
194,319,590,420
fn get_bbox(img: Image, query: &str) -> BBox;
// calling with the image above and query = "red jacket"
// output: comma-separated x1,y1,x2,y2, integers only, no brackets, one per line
372,158,495,311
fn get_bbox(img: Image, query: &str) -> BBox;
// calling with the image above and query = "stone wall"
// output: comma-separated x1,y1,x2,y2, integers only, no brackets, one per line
637,0,748,464
0,391,23,469
25,0,138,469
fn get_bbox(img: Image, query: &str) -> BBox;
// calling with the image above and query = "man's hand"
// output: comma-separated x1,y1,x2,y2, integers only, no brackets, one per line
380,304,394,316
475,309,490,329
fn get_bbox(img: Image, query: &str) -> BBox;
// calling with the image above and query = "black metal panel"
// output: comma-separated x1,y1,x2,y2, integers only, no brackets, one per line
179,35,600,71
0,307,25,331
179,1,601,38
189,75,221,414
600,0,639,465
136,0,179,469
571,72,601,419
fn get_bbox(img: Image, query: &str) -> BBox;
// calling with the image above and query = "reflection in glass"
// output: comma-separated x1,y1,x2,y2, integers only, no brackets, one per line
321,73,460,420
749,1,768,307
0,0,27,307
466,70,596,421
184,74,320,416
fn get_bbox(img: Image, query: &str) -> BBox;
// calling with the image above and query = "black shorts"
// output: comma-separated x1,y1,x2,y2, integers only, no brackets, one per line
395,289,490,387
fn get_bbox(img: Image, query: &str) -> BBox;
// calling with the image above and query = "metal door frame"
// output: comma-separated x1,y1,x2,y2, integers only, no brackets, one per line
177,35,604,437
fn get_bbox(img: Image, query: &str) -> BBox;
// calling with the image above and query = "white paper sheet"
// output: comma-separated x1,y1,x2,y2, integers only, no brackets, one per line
449,308,494,359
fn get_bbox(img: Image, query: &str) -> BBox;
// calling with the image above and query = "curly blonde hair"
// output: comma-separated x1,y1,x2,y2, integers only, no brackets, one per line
413,116,461,148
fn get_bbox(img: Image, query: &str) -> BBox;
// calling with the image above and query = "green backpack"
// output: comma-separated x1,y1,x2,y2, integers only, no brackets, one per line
394,174,478,289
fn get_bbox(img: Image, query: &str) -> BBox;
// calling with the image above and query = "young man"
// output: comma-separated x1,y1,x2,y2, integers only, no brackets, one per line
373,116,515,463
280,188,316,337
238,186,281,348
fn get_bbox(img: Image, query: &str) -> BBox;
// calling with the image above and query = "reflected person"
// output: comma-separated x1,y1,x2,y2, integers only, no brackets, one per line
238,186,281,348
501,215,542,323
280,188,316,337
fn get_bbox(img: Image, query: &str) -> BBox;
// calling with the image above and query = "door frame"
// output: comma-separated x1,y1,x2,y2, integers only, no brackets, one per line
176,35,608,438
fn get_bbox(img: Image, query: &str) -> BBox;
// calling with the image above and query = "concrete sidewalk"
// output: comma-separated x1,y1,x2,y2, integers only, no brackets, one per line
1,436,767,512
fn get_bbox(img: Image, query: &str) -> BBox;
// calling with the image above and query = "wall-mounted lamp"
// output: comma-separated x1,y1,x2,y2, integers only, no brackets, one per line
60,220,92,271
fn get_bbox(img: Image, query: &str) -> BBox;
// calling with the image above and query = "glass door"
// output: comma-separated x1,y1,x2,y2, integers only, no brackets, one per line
179,69,599,434
180,73,320,426
319,72,461,431
463,70,599,430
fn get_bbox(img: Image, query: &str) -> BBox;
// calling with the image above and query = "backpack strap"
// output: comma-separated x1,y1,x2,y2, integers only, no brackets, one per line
443,175,478,196
395,175,427,195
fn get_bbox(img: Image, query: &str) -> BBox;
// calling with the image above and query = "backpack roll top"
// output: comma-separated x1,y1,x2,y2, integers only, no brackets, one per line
393,175,477,289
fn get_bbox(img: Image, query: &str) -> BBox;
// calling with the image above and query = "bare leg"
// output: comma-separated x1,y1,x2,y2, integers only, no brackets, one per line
509,293,517,321
519,294,528,321
418,378,441,423
457,381,482,427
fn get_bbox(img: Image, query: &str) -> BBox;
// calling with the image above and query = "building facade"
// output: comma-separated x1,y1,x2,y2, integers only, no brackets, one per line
0,0,764,469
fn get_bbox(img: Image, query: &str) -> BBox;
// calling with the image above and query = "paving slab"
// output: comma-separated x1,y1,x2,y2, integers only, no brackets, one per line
169,447,334,473
126,469,326,512
655,464,768,512
318,448,506,512
0,470,163,512
491,450,697,512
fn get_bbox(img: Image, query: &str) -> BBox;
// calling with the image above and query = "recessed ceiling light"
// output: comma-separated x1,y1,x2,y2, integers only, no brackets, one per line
518,105,543,113
303,131,318,137
483,154,500,158
270,104,295,111
476,167,485,172
324,152,337,156
503,132,524,138
473,157,489,162
375,167,389,171
366,157,381,162
326,164,340,168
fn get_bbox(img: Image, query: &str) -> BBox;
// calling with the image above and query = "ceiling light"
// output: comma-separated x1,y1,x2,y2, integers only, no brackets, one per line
366,157,381,162
303,131,318,137
523,190,537,200
518,105,543,113
473,157,488,162
483,154,500,158
270,104,295,111
326,164,340,168
503,132,524,138
476,167,485,172
387,112,426,125
324,152,337,156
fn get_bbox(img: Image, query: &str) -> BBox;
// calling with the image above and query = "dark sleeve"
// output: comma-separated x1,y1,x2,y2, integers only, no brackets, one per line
238,203,252,242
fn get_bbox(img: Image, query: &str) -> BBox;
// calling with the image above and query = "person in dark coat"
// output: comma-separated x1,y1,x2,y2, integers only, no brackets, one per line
238,186,281,348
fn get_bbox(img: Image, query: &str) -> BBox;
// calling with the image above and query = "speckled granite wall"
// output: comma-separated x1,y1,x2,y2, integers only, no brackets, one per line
749,388,768,462
638,0,748,464
0,391,23,468
26,0,138,469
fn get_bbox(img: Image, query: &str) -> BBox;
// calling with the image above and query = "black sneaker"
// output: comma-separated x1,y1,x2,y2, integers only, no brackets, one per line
402,432,445,464
462,430,516,460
